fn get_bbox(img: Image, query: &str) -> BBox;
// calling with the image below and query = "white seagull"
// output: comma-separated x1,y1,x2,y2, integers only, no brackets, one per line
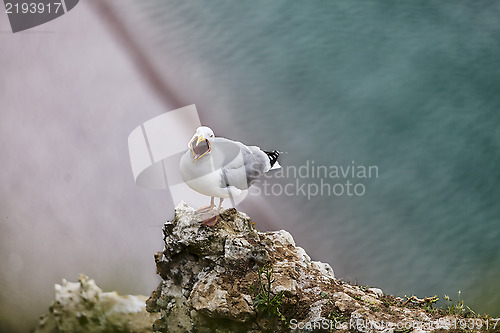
179,126,281,226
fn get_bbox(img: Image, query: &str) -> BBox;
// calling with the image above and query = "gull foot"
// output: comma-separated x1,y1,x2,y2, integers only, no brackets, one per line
201,214,218,227
196,205,215,214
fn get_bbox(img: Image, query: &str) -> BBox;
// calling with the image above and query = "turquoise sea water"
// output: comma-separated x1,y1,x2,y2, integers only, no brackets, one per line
139,1,500,314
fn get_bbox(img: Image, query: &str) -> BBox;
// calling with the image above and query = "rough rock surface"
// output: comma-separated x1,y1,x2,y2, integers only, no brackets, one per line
34,275,159,333
34,204,488,332
146,203,472,332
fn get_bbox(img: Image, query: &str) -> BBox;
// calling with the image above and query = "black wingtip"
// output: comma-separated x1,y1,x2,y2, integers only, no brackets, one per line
264,150,280,168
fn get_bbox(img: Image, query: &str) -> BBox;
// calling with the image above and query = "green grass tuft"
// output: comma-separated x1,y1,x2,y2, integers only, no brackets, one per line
253,264,287,328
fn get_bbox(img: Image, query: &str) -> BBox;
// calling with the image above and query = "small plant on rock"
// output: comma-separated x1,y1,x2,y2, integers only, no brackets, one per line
327,306,348,333
254,263,287,328
443,291,478,317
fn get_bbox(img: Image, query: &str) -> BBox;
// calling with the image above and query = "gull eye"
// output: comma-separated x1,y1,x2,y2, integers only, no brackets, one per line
210,134,214,138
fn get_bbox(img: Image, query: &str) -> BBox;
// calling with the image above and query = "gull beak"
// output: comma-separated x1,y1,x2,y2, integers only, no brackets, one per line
190,135,211,161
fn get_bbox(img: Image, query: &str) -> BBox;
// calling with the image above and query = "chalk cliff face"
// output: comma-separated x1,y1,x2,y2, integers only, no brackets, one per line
34,275,159,333
146,202,337,332
35,204,477,332
146,203,464,333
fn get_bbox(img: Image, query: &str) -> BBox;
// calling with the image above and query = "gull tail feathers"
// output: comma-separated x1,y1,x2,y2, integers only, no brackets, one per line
264,150,282,170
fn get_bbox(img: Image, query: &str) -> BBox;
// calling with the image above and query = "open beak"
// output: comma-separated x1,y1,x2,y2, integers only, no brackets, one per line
190,135,211,161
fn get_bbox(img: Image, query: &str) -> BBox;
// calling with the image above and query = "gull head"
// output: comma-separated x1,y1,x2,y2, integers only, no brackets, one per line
189,126,214,161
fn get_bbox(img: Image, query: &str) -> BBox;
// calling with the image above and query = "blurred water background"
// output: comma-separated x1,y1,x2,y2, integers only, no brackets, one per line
1,1,499,332
136,0,500,315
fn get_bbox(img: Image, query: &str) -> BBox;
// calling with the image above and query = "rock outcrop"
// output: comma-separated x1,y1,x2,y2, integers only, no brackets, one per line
146,203,337,332
35,204,485,332
34,275,159,333
146,203,468,332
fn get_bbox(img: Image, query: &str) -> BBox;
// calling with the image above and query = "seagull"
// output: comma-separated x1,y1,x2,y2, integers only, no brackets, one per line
179,126,281,226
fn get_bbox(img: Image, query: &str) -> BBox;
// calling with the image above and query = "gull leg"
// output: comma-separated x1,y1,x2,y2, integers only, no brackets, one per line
196,196,215,214
201,198,224,227
217,198,224,213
